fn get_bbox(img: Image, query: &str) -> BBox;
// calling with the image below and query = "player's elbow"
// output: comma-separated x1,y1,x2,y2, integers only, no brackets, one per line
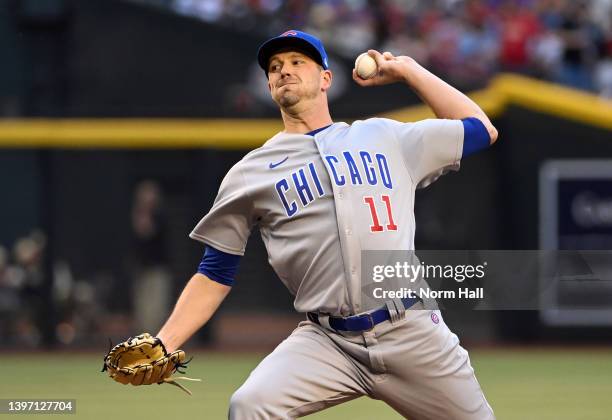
469,115,498,145
487,124,498,145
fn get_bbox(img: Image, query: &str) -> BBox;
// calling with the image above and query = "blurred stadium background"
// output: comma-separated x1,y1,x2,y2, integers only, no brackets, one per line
0,0,611,418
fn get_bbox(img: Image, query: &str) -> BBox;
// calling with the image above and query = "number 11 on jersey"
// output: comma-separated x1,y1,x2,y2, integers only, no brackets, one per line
363,195,398,232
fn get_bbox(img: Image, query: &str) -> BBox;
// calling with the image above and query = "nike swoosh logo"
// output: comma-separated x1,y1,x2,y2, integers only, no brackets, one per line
269,156,289,169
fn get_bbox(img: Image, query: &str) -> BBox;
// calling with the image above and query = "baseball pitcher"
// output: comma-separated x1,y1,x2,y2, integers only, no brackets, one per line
105,30,498,419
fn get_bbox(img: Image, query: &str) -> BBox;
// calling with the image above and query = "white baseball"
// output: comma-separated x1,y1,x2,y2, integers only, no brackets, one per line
355,53,378,79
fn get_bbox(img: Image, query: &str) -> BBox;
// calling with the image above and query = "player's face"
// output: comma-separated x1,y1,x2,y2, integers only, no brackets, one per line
267,51,331,109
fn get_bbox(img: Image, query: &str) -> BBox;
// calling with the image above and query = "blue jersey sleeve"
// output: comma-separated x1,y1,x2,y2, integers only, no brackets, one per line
197,245,241,286
461,117,491,158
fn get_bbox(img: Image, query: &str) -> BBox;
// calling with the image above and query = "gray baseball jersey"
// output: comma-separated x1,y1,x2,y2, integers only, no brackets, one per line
192,117,495,419
190,117,463,315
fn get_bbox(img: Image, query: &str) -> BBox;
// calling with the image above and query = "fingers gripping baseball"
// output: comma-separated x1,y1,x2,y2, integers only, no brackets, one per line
353,49,414,87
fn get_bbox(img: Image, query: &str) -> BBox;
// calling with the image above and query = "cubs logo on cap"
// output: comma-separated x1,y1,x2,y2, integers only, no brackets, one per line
257,30,329,74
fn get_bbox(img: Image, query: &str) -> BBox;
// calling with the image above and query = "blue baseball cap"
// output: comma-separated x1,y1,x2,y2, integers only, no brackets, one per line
257,30,329,75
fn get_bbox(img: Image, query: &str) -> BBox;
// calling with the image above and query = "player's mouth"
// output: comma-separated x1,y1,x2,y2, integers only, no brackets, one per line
277,79,299,88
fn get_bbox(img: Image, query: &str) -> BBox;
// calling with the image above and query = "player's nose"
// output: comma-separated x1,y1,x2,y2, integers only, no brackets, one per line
279,63,295,77
278,73,295,87
280,69,292,79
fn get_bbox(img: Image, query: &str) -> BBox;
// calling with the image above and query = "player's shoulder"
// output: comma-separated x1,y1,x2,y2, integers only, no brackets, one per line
234,132,286,163
218,143,270,178
355,117,456,126
350,117,397,127
239,145,267,162
349,117,417,132
358,117,462,135
234,132,304,169
345,117,408,139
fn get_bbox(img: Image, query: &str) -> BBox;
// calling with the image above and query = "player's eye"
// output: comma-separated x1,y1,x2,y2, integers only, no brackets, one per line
293,60,303,65
269,64,280,72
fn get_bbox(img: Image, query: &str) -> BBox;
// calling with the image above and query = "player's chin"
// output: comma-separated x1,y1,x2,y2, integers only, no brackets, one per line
277,92,301,108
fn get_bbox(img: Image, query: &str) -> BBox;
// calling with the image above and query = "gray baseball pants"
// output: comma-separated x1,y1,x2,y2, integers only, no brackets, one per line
228,307,495,419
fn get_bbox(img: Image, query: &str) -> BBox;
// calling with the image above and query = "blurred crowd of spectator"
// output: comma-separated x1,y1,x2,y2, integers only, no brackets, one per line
139,0,612,96
0,231,49,346
0,230,120,348
0,181,172,348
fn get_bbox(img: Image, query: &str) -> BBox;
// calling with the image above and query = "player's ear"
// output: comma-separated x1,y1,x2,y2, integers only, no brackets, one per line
321,69,332,92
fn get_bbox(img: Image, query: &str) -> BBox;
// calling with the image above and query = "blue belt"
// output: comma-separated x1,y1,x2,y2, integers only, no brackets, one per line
307,296,421,332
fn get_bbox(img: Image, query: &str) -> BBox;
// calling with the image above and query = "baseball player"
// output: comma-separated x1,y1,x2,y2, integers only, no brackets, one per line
155,30,497,419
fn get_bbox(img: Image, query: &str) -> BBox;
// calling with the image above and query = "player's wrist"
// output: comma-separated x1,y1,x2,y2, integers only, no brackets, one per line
155,332,174,353
400,58,423,87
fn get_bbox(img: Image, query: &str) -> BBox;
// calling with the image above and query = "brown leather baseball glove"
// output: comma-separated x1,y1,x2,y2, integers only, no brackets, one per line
102,333,200,395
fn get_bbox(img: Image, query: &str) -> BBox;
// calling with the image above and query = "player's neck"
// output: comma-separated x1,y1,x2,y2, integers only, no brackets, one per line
280,102,333,135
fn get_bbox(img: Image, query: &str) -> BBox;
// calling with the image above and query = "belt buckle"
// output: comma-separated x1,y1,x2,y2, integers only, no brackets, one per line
357,312,375,332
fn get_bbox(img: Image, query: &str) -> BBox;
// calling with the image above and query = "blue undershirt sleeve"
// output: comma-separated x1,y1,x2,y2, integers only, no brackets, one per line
197,245,241,287
461,117,491,158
